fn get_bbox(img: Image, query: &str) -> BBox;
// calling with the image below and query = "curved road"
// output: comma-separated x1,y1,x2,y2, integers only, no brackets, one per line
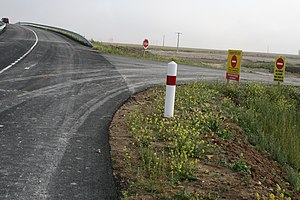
0,25,36,71
0,24,131,199
0,24,299,200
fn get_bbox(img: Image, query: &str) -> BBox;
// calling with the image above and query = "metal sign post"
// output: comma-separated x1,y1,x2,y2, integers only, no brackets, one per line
143,39,149,57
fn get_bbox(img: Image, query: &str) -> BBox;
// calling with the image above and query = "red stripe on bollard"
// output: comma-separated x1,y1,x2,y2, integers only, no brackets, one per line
166,76,176,86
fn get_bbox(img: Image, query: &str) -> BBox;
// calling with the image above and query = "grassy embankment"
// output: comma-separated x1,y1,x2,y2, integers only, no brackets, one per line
119,82,300,199
25,24,90,46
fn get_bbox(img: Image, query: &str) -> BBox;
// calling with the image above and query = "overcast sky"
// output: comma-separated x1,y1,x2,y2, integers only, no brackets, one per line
2,0,300,54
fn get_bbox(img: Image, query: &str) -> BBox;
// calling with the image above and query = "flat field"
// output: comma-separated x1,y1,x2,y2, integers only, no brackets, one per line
100,42,300,73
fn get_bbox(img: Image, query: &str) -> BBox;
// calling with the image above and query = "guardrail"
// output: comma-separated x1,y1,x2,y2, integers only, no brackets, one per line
0,21,6,33
17,22,93,48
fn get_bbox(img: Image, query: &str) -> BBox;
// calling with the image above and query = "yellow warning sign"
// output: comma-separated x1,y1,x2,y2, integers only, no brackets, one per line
226,50,242,81
273,56,286,82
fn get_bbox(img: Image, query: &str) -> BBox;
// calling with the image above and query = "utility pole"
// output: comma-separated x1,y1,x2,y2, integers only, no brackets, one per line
176,32,182,53
163,35,165,47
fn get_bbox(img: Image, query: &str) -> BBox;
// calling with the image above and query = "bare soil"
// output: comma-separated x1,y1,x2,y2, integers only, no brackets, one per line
110,89,300,199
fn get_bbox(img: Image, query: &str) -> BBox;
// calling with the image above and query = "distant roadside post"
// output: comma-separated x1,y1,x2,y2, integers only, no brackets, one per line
143,39,149,57
274,56,286,85
226,50,242,87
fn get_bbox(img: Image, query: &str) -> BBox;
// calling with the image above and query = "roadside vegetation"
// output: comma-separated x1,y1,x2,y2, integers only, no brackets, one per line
242,62,274,71
47,28,87,44
91,41,300,73
111,82,300,199
91,41,221,68
24,23,92,47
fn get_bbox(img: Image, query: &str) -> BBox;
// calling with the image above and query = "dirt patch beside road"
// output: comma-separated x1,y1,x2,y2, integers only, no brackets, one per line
110,88,299,199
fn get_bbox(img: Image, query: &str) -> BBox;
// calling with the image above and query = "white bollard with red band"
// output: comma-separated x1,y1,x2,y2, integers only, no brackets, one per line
164,61,177,118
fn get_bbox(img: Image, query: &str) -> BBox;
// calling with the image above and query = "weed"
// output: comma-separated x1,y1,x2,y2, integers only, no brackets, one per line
242,62,274,71
231,158,251,174
172,187,202,200
120,82,300,197
255,184,292,200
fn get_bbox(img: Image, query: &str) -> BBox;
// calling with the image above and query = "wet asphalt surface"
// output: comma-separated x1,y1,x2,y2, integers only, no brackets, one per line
0,24,299,200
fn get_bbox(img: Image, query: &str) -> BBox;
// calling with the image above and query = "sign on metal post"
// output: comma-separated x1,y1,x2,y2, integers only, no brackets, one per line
274,56,286,84
226,50,242,86
143,39,149,57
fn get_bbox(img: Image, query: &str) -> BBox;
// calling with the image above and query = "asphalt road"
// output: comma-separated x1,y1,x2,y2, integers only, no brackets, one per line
0,24,131,199
0,24,299,200
0,25,36,72
103,54,300,88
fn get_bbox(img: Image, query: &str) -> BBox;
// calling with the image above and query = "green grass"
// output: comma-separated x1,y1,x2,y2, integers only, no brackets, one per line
214,83,300,190
26,24,89,46
91,41,217,68
45,28,87,45
92,41,300,73
227,83,300,190
226,83,300,168
242,62,274,70
123,82,300,198
231,158,252,174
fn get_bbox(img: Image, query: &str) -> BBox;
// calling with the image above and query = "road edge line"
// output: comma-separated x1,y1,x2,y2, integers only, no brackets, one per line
0,27,39,74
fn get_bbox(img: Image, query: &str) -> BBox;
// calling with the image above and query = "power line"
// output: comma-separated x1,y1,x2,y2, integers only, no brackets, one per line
175,32,182,53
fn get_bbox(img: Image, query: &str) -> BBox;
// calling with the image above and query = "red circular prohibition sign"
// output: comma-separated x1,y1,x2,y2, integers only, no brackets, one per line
276,58,284,70
231,55,237,68
143,39,149,49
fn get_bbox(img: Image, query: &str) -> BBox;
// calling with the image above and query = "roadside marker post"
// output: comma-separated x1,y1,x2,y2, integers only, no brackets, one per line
164,61,177,118
273,56,286,85
226,50,242,87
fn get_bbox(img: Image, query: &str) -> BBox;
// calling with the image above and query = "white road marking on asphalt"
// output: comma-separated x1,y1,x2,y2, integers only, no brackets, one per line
24,63,37,70
0,27,39,74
